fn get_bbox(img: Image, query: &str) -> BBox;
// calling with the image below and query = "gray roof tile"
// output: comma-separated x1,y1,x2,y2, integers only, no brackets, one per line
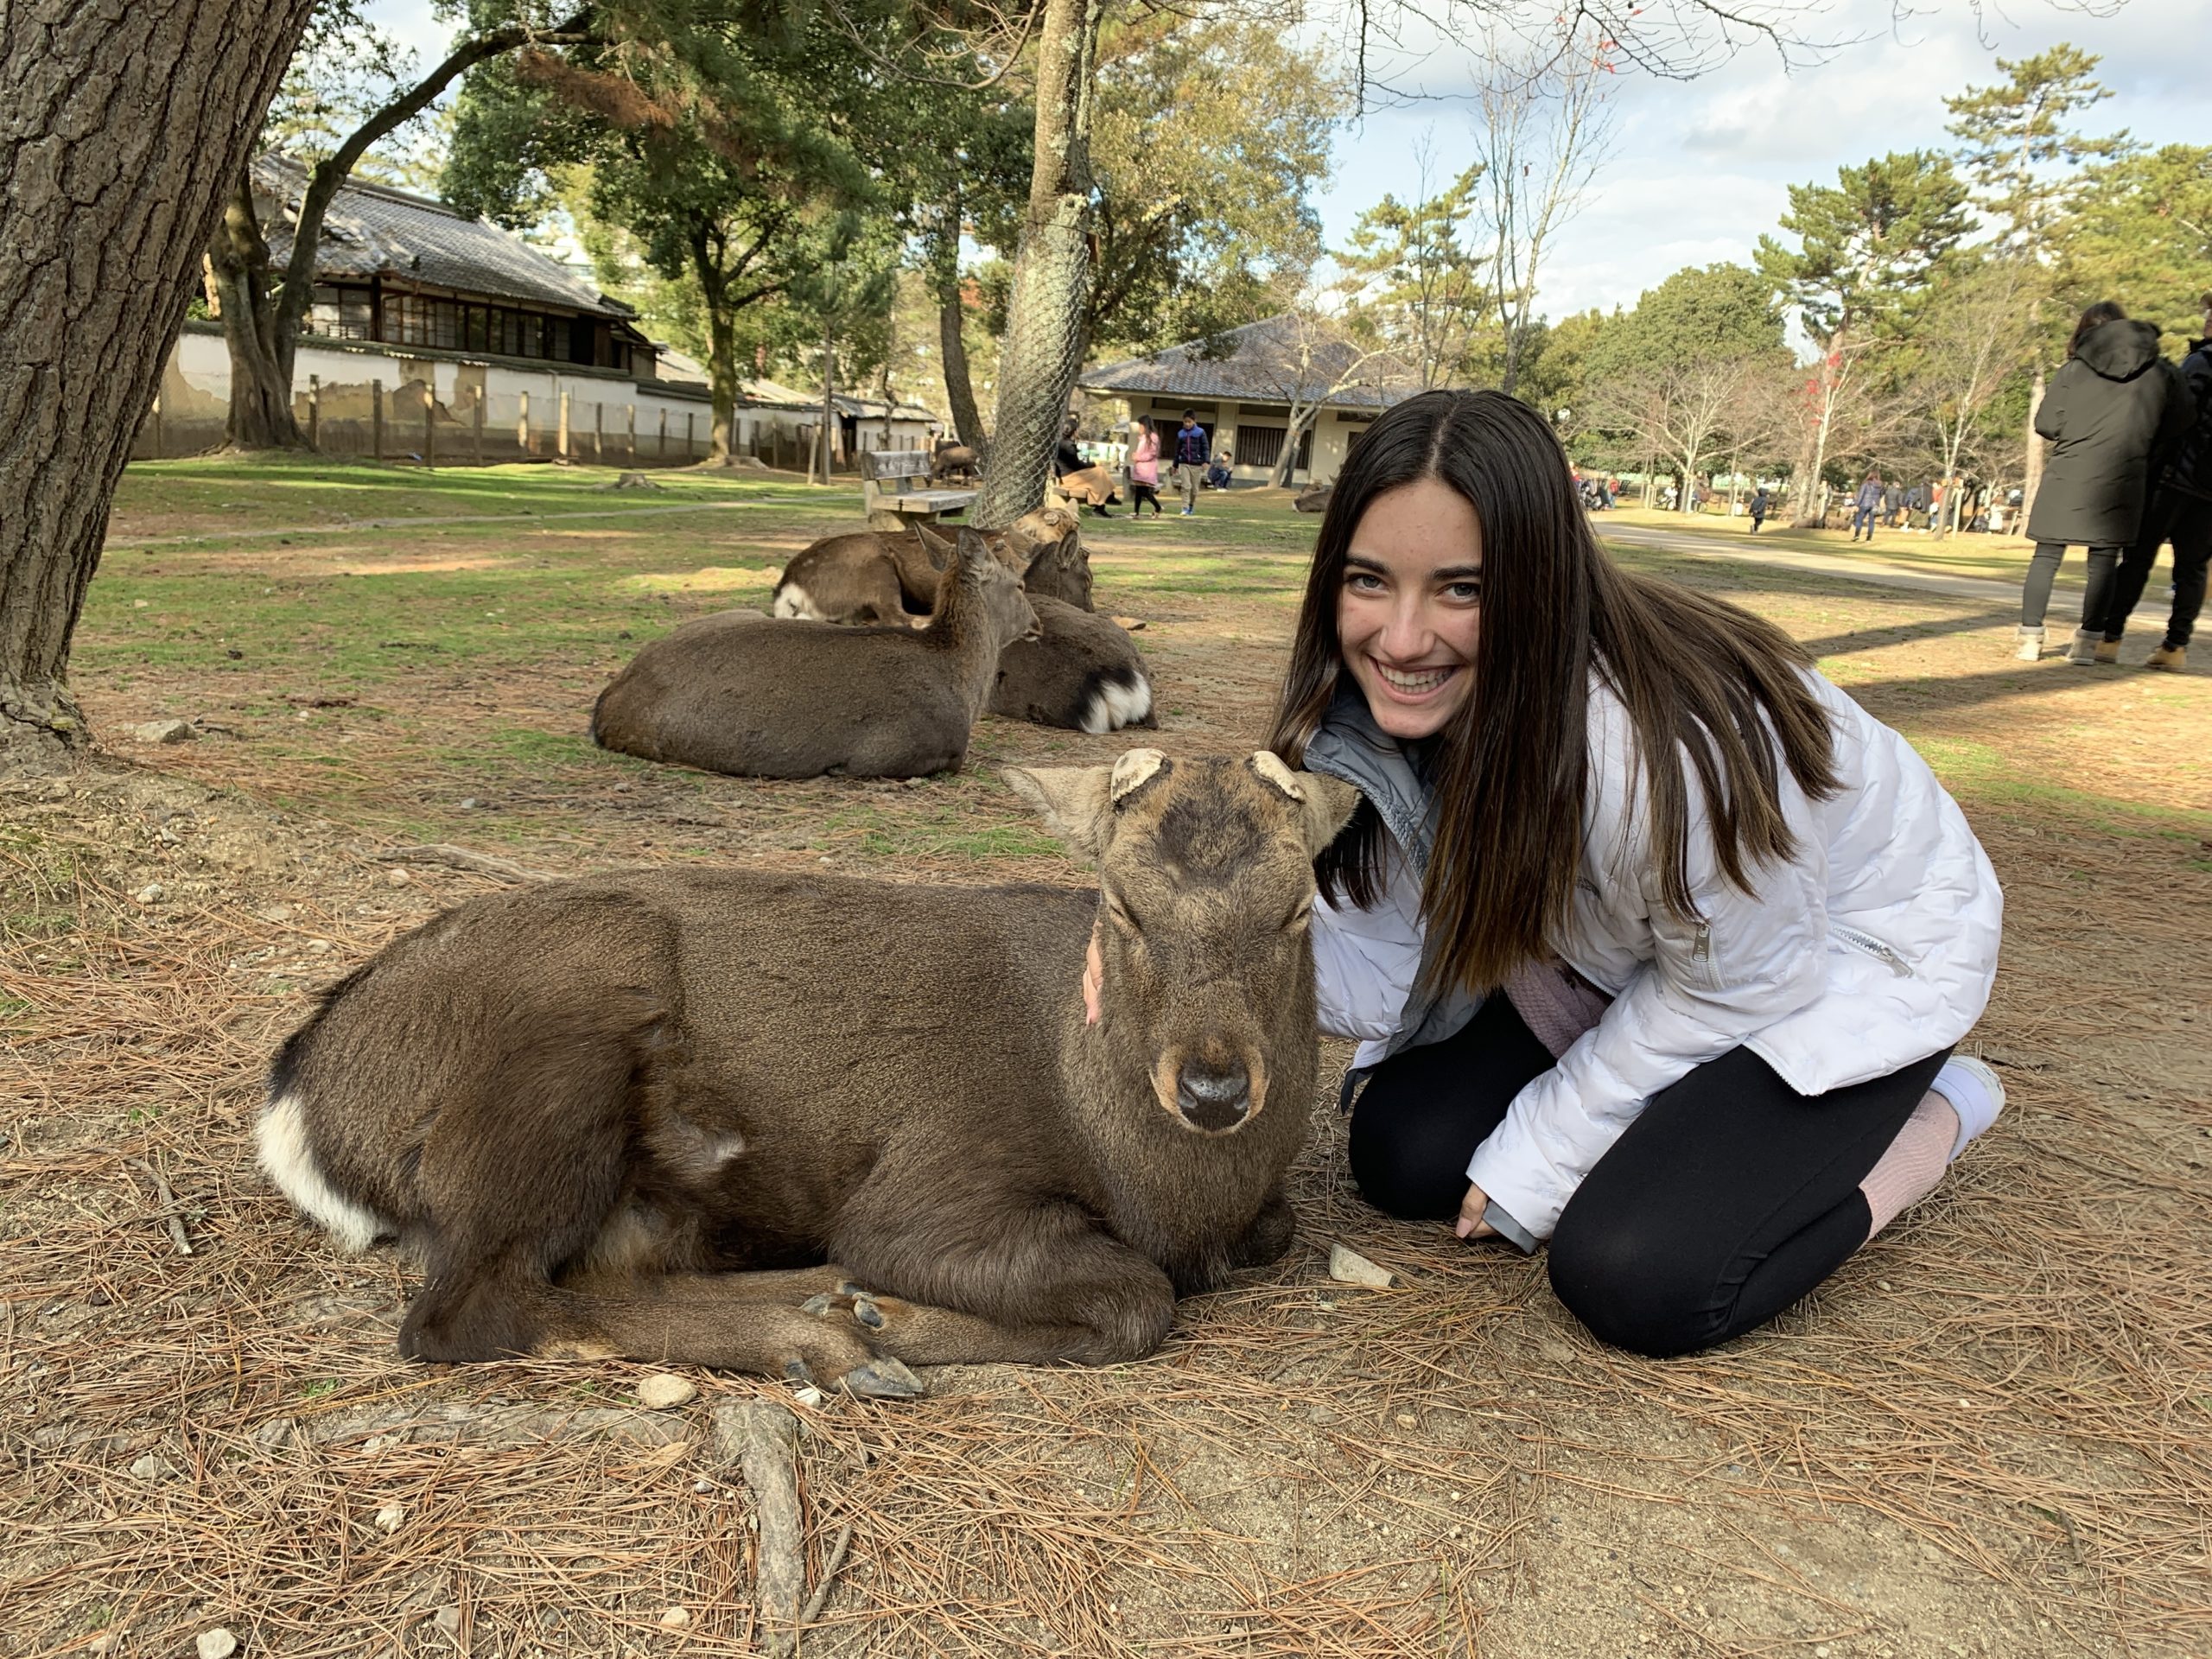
1078,315,1419,409
254,154,632,319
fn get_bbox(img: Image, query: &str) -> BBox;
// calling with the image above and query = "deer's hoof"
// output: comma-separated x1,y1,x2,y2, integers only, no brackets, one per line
804,1289,889,1330
842,1357,925,1401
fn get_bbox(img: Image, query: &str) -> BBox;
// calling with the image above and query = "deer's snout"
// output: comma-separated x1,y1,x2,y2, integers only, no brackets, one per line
1174,1057,1251,1133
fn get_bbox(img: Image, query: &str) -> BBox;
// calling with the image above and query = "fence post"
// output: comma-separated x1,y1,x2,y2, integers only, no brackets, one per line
473,389,485,465
686,411,695,460
594,401,604,461
626,403,637,461
423,382,435,468
518,391,530,455
372,379,385,461
658,408,668,460
307,375,319,449
557,389,570,460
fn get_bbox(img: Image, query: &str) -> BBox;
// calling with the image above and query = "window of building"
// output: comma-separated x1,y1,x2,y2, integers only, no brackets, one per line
1233,423,1312,473
305,285,373,340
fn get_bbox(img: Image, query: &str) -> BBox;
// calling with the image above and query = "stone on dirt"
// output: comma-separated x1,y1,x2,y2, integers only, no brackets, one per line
130,719,197,744
635,1372,698,1410
1327,1243,1395,1288
195,1629,238,1659
374,1503,406,1534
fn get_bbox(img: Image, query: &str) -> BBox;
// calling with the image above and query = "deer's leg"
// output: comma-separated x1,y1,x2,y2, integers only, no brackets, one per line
822,1183,1179,1368
541,1280,922,1398
1231,1184,1297,1269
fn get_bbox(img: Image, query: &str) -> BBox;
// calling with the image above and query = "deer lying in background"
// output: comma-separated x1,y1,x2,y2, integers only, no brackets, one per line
772,506,1085,626
259,752,1357,1394
772,513,1153,733
1294,482,1334,514
591,528,1035,779
993,596,1154,734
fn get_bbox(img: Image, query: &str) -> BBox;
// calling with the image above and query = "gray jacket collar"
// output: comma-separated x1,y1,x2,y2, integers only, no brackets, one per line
1300,685,1439,878
1301,684,1482,1066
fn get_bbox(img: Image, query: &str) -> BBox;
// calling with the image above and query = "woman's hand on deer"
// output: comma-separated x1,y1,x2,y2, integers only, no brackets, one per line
1083,926,1103,1026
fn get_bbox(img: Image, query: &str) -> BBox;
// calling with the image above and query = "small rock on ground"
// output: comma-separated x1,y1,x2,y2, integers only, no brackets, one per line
130,718,197,744
1327,1243,1395,1288
197,1629,238,1659
635,1372,698,1410
659,1607,691,1629
374,1503,405,1533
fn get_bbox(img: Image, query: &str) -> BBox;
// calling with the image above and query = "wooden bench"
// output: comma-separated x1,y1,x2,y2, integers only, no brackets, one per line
861,448,976,531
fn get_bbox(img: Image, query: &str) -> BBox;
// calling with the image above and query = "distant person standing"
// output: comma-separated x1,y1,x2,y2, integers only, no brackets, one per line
1172,410,1211,516
1748,486,1770,533
1127,416,1164,518
2097,295,2211,669
2016,302,2191,664
1850,473,1883,541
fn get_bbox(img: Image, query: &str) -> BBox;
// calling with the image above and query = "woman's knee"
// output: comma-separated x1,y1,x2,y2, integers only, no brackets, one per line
1346,1088,1465,1221
1547,1206,1728,1358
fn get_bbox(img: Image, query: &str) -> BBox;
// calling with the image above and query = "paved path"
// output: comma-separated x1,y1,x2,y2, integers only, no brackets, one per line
1594,519,2069,618
105,494,826,551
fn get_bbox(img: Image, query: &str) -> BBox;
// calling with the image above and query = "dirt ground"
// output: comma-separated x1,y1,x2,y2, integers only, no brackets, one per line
4,463,2209,1657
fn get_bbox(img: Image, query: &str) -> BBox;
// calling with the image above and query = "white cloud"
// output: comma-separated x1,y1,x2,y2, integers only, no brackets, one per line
1315,0,2212,322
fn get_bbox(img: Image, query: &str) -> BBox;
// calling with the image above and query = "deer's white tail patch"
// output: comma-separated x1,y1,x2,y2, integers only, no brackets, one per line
257,1091,390,1254
771,584,822,621
1082,671,1154,735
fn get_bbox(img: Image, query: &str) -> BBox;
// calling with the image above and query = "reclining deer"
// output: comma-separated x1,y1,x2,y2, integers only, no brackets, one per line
773,514,1153,734
592,528,1035,779
258,752,1357,1395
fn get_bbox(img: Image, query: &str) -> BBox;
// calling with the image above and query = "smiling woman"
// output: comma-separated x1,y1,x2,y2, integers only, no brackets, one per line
1270,390,2008,1360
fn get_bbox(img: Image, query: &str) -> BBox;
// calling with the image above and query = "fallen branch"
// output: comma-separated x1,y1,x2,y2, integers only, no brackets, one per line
715,1402,804,1654
122,1157,193,1256
801,1521,855,1624
371,844,552,884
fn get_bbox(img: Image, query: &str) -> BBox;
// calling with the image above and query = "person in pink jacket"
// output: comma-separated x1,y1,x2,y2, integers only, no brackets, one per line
1127,416,1164,518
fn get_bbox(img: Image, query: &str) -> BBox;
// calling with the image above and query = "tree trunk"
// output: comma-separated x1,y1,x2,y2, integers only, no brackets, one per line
928,195,988,453
816,321,836,486
700,253,741,465
2021,360,2046,525
208,175,308,450
1,0,319,765
969,0,1103,531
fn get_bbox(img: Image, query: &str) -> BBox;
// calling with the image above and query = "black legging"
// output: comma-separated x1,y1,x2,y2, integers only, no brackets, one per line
1348,995,1950,1357
1130,483,1164,517
2021,541,2125,631
2101,488,2212,649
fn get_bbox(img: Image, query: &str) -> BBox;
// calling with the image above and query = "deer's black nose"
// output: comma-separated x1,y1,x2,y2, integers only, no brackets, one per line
1175,1059,1251,1133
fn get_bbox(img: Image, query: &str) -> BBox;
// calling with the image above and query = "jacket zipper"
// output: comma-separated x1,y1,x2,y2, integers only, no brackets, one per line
1834,923,1914,978
1691,925,1711,969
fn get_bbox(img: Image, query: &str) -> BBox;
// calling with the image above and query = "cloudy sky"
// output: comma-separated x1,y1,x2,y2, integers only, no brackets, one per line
1313,0,2210,317
365,0,2202,321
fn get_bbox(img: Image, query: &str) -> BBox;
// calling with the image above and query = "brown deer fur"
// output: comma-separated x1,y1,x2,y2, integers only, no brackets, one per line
591,529,1036,779
772,507,1088,626
990,595,1154,734
258,753,1358,1394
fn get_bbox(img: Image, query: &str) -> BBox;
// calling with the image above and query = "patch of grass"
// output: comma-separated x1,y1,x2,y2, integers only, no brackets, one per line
0,828,83,943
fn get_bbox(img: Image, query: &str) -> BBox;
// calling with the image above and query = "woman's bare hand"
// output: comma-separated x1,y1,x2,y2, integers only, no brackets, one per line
1454,1181,1496,1240
1082,929,1103,1026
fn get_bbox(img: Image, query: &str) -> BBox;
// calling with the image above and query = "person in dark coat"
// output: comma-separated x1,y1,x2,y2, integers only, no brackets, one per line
1747,486,1770,533
2095,296,2211,670
2016,302,2192,663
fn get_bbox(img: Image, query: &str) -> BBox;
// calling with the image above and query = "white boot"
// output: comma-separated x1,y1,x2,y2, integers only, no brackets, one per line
2065,628,2100,664
2012,626,2045,662
1931,1055,2005,1161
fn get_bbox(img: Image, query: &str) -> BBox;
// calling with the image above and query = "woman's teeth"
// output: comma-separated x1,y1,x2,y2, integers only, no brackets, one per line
1376,662,1453,693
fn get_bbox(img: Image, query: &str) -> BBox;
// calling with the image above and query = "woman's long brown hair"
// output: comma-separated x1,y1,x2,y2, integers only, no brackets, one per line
1269,390,1840,995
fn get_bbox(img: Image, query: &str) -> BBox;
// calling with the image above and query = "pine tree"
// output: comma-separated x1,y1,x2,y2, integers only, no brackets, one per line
1755,152,1969,524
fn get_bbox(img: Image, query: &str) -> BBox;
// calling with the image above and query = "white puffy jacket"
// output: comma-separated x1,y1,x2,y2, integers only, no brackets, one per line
1312,671,2003,1243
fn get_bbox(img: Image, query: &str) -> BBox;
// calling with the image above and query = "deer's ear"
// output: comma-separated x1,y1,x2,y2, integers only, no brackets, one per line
1249,752,1360,857
1001,766,1113,861
912,522,955,563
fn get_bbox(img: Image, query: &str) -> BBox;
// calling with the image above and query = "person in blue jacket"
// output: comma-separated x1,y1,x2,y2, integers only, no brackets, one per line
1172,411,1211,516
